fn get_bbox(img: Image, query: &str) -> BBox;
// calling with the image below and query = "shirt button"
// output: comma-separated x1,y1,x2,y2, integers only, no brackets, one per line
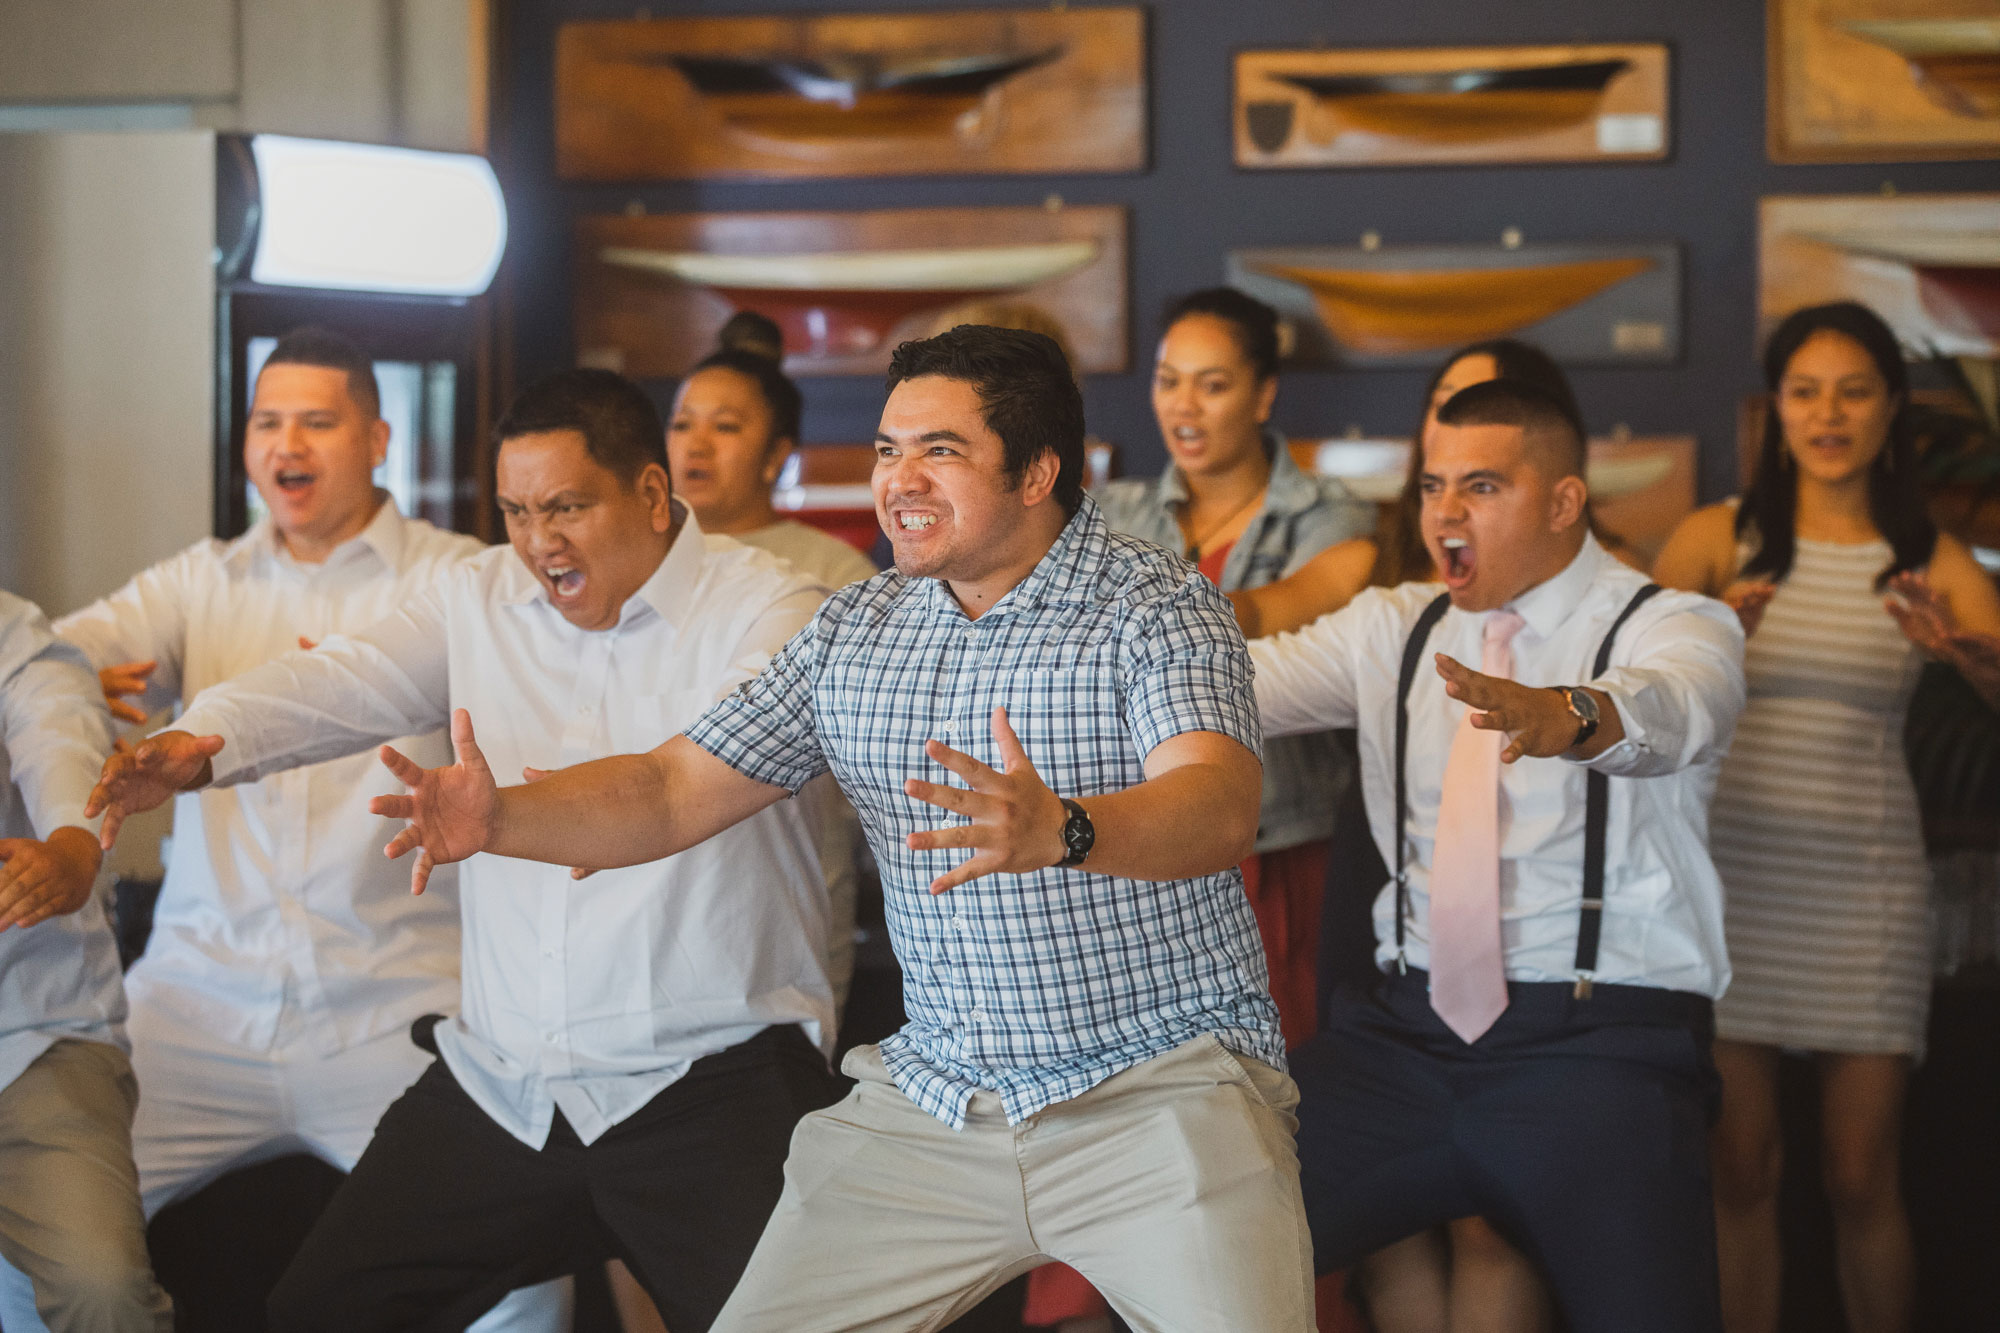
545,1031,561,1044
969,1008,988,1025
950,915,965,932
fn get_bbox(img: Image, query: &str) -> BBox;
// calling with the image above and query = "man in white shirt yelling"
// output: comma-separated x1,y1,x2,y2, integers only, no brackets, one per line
52,326,559,1332
91,368,842,1333
1249,379,1746,1332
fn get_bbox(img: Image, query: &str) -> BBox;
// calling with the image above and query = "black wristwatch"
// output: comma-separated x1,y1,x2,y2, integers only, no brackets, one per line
1552,685,1601,750
1057,798,1096,868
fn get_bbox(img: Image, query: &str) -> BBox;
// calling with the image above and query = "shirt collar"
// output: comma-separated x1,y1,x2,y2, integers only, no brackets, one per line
1143,430,1316,518
1504,532,1610,640
500,500,705,630
221,492,405,574
915,495,1108,622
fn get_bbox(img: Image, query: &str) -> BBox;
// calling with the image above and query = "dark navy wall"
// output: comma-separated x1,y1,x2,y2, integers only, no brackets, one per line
494,0,1999,501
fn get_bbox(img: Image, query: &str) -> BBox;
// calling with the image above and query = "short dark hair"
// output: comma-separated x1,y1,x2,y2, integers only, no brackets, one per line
689,312,803,448
261,326,380,418
1433,377,1587,478
885,325,1086,516
1162,287,1282,381
495,368,666,485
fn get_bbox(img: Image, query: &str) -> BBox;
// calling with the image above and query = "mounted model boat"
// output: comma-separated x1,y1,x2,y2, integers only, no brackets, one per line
650,48,1063,144
1843,19,2000,120
1804,226,2000,341
1270,57,1630,143
598,239,1099,356
1248,255,1656,357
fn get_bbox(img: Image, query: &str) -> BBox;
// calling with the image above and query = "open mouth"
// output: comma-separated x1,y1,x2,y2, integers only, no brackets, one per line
895,512,941,532
1440,536,1476,586
542,564,586,599
274,468,316,495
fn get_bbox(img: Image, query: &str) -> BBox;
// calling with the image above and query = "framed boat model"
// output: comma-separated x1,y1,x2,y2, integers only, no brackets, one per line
1760,193,2000,357
555,6,1145,180
1226,241,1681,368
1233,42,1669,168
1770,0,2000,162
574,204,1128,378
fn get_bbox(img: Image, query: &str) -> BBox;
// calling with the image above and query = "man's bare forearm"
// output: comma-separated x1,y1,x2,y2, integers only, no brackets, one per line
1070,754,1260,882
484,735,788,872
487,752,684,870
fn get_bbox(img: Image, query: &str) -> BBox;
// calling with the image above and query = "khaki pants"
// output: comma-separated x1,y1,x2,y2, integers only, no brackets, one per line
713,1034,1316,1333
0,1039,172,1333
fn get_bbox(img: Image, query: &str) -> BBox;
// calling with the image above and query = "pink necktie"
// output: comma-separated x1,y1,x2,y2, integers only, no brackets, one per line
1428,609,1526,1044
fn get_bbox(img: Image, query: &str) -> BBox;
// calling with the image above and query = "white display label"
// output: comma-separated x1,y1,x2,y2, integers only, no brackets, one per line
1597,113,1664,154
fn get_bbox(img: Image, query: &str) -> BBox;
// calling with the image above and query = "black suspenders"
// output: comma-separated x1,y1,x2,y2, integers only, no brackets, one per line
1391,583,1663,998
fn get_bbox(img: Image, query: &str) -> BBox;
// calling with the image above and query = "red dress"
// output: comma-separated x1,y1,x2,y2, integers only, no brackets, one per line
1021,543,1360,1330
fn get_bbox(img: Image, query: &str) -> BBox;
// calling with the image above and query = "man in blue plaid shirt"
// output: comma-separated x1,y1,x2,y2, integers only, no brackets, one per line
370,326,1314,1330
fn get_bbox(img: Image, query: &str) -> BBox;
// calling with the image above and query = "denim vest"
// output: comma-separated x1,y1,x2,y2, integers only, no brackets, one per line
1097,433,1374,851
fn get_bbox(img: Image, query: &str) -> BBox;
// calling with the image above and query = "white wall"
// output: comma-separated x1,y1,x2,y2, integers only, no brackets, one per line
0,132,215,620
0,0,487,153
0,132,214,880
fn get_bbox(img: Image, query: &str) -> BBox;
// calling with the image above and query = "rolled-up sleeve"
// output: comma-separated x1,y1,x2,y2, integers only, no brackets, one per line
1120,573,1262,762
0,593,116,836
1574,592,1746,779
684,611,829,794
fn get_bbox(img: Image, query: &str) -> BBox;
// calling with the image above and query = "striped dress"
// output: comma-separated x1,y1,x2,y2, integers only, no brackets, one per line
1711,536,1932,1056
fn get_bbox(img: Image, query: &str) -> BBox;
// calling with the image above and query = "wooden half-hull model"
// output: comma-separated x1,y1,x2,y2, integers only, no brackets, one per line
574,205,1128,377
647,47,1061,150
1272,58,1631,145
597,240,1100,358
1250,255,1653,357
1234,43,1667,168
1228,243,1678,368
1769,1,2000,162
1803,228,2000,342
556,8,1145,180
1760,194,2000,359
1843,19,2000,120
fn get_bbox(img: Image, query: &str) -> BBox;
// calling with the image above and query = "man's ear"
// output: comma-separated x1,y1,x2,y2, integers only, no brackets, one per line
639,462,675,532
1549,473,1589,534
368,418,391,470
1019,447,1061,510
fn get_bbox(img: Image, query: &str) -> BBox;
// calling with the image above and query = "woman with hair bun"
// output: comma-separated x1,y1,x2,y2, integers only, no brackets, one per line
667,311,880,591
1098,286,1374,1048
1656,300,2000,1333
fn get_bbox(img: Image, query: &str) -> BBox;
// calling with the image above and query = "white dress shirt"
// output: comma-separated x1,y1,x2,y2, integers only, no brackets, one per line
0,591,125,1094
1252,535,1745,998
175,510,836,1147
56,501,480,1056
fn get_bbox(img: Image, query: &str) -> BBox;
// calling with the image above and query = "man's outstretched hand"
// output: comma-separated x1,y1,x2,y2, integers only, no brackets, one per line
0,826,103,930
371,709,500,895
1436,654,1617,763
86,730,225,850
904,706,1068,895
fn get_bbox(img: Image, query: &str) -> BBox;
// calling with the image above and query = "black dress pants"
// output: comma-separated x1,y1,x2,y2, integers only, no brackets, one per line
1293,971,1723,1333
268,1024,840,1333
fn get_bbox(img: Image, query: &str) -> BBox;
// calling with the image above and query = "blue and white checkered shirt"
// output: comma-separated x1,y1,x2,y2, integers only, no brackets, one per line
685,498,1285,1128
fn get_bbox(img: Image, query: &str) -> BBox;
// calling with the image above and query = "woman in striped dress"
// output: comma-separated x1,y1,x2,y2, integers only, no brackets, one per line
1656,301,2000,1333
